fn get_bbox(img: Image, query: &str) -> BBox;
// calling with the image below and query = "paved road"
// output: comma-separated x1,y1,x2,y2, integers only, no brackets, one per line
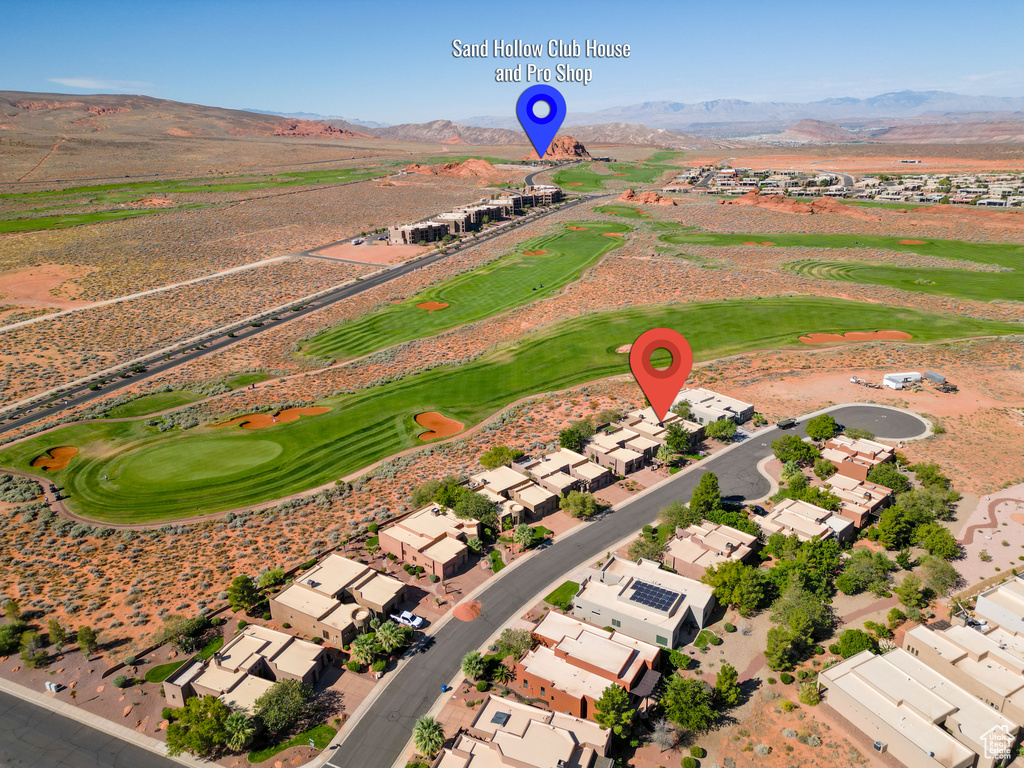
328,405,927,768
0,689,175,768
0,188,594,439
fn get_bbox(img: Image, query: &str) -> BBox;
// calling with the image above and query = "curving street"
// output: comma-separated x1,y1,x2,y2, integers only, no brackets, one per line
327,404,927,768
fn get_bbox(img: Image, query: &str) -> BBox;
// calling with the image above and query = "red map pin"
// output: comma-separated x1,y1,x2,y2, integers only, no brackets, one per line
629,328,694,422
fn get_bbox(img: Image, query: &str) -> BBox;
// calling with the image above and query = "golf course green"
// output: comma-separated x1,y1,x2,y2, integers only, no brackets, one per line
303,222,631,361
3,296,1018,523
595,205,650,219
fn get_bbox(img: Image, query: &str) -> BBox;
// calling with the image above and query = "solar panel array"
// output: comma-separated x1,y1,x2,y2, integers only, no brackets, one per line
627,580,680,611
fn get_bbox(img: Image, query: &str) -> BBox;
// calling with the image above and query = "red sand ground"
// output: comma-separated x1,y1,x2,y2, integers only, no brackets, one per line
30,446,78,471
799,330,913,344
566,226,587,230
522,250,548,256
214,406,330,429
415,411,463,440
899,239,927,244
0,264,94,310
452,600,482,621
312,241,425,266
416,301,449,311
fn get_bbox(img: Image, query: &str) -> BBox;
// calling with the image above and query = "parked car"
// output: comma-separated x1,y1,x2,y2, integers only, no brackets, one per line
391,611,424,629
377,235,387,241
777,418,796,429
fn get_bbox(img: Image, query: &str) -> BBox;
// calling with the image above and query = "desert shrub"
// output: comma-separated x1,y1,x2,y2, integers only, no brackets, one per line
709,635,722,646
371,659,387,673
681,759,697,768
162,707,176,722
754,744,771,756
476,680,489,692
779,699,797,712
723,623,735,633
347,660,363,672
766,677,776,685
798,682,820,706
780,673,794,684
114,674,129,688
690,747,705,758
237,620,247,629
783,728,797,738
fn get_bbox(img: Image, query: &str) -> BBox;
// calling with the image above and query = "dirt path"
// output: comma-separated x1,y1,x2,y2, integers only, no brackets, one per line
959,495,1015,545
18,136,67,182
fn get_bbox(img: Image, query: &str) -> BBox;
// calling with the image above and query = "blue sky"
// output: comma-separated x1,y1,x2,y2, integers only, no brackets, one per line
3,0,1023,124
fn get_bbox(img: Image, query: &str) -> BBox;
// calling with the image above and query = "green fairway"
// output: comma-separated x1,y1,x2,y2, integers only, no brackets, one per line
552,163,607,192
786,260,1016,301
2,297,1017,523
105,392,203,419
225,372,270,389
302,222,631,361
595,205,650,219
0,205,208,234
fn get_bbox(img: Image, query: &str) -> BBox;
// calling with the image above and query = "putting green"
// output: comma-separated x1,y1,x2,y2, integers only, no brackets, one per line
595,205,650,219
2,296,1018,523
303,222,630,361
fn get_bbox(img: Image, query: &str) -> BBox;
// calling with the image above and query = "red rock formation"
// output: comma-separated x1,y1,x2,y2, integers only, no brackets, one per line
722,190,878,221
271,119,374,139
521,135,592,161
619,188,676,206
404,158,501,178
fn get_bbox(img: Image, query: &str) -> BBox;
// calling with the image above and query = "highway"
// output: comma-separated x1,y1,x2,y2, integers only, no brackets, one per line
327,405,927,768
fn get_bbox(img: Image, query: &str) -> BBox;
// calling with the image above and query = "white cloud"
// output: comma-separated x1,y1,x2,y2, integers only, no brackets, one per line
48,77,155,92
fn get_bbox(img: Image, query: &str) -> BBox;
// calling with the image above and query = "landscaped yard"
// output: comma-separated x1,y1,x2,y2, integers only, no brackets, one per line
247,723,337,763
544,580,580,611
142,634,225,683
3,296,1018,523
489,550,505,573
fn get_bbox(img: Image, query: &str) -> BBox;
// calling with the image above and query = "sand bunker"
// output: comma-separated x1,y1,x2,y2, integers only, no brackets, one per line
799,330,913,345
215,407,330,429
416,411,463,440
567,182,582,186
31,446,78,472
453,600,482,622
616,344,632,353
602,233,624,238
523,250,548,256
567,226,587,230
416,301,449,312
898,239,926,245
760,241,775,245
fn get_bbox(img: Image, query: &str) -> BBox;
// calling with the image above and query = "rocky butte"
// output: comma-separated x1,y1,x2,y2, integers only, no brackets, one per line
619,188,676,206
522,134,593,161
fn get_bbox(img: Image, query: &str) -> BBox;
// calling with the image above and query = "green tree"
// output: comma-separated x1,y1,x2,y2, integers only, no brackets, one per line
671,400,693,420
764,626,795,671
916,523,961,560
20,630,48,668
876,507,918,550
909,462,952,492
413,715,445,758
166,695,231,757
844,427,875,440
224,711,256,752
690,472,723,519
895,573,925,608
897,486,958,521
254,679,311,733
702,562,770,617
813,458,837,480
704,419,737,442
513,523,535,549
376,620,412,653
227,575,261,612
560,491,601,519
836,629,876,658
771,435,820,465
662,676,717,734
495,627,534,660
492,662,515,684
770,579,833,653
350,633,378,665
867,463,911,494
665,423,692,454
558,427,585,452
76,625,98,657
5,599,20,622
659,500,700,531
48,620,67,654
257,568,285,589
156,616,210,654
805,414,839,441
480,445,524,470
918,555,961,596
410,478,444,508
461,650,486,680
714,662,741,707
0,622,26,656
593,683,635,738
628,532,667,563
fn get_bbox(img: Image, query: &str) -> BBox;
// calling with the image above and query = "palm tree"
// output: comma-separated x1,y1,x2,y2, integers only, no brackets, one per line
376,620,410,654
350,633,378,666
461,650,486,680
513,524,534,550
225,711,256,751
491,662,515,685
413,715,445,758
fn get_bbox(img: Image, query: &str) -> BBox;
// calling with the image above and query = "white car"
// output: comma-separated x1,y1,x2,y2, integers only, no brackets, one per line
391,611,424,629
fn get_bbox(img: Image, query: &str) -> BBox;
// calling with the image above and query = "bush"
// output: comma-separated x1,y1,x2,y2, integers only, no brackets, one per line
368,523,379,534
114,674,129,689
262,612,271,621
828,643,840,655
237,620,247,629
780,673,794,685
681,758,697,768
766,677,776,685
347,660,363,672
371,659,387,673
779,699,797,712
282,623,291,629
709,635,722,646
754,744,771,756
475,680,489,692
161,707,176,722
798,682,820,706
428,574,439,583
723,623,736,633
690,747,705,758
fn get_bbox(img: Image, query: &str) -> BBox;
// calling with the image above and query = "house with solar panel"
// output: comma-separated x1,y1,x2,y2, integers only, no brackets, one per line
571,556,716,648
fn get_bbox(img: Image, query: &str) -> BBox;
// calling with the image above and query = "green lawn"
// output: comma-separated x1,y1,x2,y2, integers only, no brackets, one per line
105,391,203,419
225,372,270,389
545,580,580,611
302,222,631,361
248,724,337,763
595,205,650,219
489,550,505,573
3,297,1018,523
144,659,186,683
661,231,1024,302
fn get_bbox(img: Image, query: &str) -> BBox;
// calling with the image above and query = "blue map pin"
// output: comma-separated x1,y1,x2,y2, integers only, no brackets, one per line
516,84,566,159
